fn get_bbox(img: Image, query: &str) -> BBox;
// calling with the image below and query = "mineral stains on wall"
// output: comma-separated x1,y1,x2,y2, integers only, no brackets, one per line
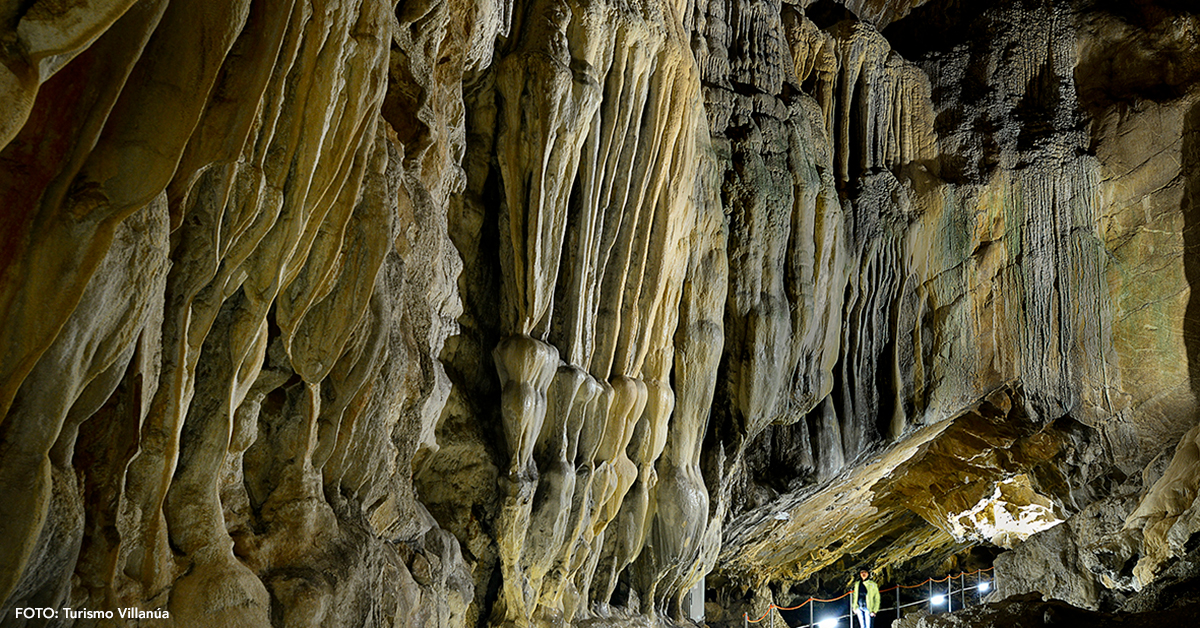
2,0,1200,627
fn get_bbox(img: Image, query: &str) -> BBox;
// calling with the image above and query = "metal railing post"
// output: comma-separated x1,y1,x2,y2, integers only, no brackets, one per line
730,569,995,628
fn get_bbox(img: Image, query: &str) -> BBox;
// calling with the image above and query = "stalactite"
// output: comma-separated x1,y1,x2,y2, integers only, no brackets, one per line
5,0,1200,626
633,129,727,612
486,0,706,620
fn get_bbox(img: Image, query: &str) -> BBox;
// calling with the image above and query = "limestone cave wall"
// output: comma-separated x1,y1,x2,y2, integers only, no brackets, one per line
2,0,1200,627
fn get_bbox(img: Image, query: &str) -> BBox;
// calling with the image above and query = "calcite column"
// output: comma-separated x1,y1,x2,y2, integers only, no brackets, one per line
520,366,592,611
492,335,558,625
576,375,646,606
485,0,706,621
593,379,674,605
633,139,727,612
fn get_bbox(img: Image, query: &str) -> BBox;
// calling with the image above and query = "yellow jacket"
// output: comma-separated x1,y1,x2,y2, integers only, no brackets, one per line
851,579,880,613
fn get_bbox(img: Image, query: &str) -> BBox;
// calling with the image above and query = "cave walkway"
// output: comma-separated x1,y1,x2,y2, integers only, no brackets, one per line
745,567,995,628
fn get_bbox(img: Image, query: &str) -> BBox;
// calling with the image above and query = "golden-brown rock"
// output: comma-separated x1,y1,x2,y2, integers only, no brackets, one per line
5,0,1200,627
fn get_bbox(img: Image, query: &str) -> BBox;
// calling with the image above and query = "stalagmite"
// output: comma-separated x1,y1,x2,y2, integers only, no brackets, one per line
545,378,611,620
573,375,646,611
592,379,674,605
521,366,590,611
493,335,558,625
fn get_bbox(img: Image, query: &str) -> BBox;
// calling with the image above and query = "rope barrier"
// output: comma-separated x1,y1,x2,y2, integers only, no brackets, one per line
741,567,995,624
773,590,852,611
772,599,812,612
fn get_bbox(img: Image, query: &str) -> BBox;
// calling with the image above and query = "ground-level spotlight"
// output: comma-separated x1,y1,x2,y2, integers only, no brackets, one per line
979,581,991,592
818,618,838,628
931,594,946,605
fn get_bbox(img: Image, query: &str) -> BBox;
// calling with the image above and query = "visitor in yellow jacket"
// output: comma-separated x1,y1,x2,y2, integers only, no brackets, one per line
851,568,880,628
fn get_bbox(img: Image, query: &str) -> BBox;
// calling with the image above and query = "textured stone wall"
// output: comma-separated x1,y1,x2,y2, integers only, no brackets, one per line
2,0,1200,627
0,1,473,625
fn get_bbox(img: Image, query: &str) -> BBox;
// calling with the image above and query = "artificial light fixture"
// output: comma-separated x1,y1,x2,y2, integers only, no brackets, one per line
979,581,991,592
931,594,946,605
818,618,838,628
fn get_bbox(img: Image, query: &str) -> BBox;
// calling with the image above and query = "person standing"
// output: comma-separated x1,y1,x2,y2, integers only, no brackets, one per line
850,568,880,628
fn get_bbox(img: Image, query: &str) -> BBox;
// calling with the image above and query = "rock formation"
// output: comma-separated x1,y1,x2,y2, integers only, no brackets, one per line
2,0,1200,627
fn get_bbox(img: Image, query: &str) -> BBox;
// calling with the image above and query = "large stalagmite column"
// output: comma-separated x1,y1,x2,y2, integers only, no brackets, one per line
485,0,709,622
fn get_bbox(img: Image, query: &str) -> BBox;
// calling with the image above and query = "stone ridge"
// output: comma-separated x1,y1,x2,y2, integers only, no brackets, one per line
1,1,1199,627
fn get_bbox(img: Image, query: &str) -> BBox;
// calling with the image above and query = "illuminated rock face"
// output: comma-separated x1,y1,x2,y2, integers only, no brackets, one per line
2,0,1200,627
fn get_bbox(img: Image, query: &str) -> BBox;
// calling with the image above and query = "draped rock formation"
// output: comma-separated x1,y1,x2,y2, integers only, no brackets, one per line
3,0,1200,627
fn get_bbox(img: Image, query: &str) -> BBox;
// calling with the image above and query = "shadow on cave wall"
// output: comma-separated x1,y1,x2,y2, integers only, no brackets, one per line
1185,101,1200,404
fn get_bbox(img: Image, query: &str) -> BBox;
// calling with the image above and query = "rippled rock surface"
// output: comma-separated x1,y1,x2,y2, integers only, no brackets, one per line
3,0,1200,626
